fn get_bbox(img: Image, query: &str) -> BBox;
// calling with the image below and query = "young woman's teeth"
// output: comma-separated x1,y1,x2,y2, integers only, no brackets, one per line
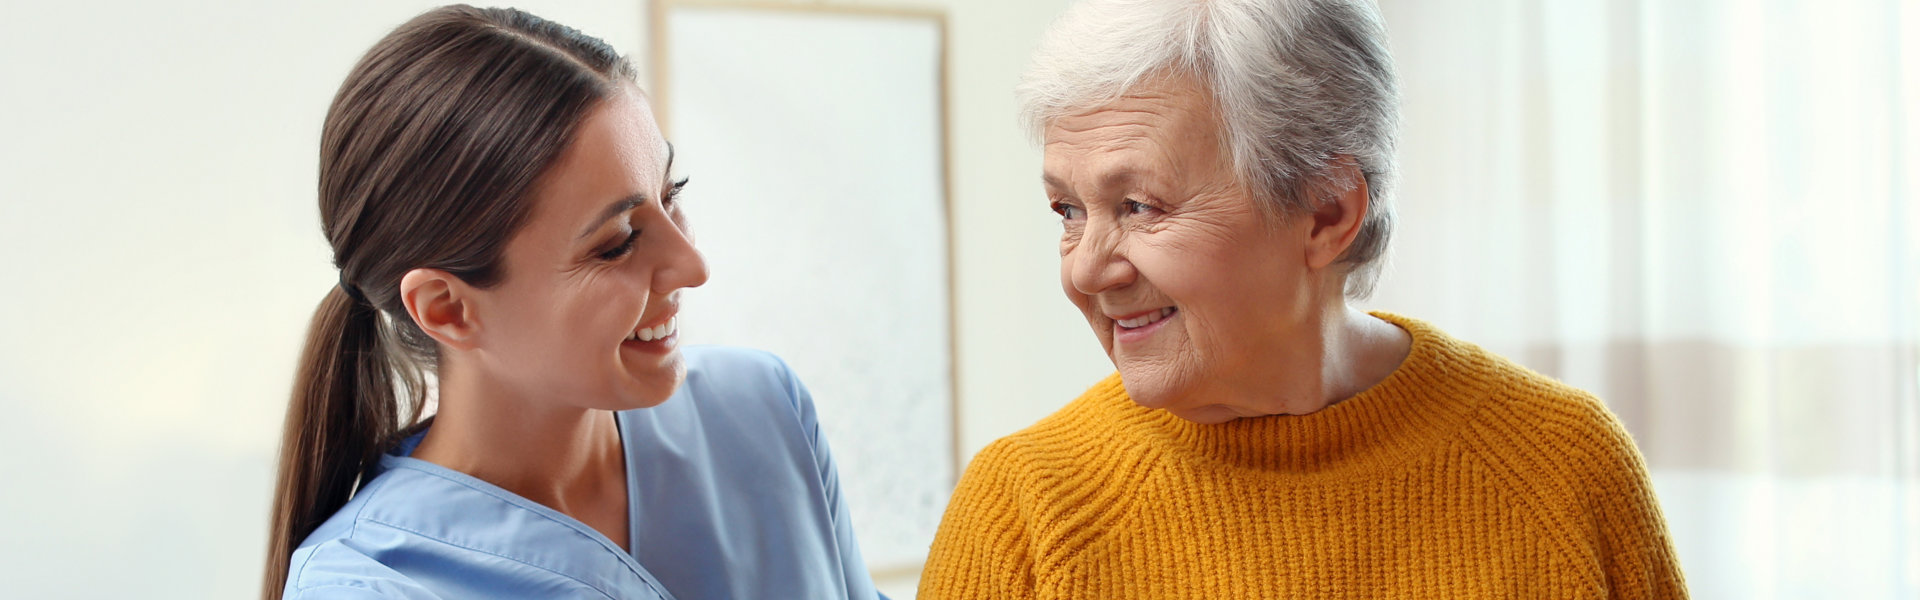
630,316,677,342
1117,307,1174,329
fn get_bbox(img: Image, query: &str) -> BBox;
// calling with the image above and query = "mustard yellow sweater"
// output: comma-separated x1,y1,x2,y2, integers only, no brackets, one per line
920,314,1686,599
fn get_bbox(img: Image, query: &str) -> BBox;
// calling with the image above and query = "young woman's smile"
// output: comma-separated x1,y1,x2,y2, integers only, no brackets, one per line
472,88,710,412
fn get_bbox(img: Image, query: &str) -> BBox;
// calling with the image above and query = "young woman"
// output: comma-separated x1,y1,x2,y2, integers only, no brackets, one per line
264,6,879,599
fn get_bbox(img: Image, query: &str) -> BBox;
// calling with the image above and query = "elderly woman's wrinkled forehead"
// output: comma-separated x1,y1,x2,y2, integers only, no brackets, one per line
1022,0,1401,299
1041,72,1245,204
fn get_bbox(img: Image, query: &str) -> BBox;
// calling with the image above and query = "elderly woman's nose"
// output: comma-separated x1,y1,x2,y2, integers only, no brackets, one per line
1068,225,1133,294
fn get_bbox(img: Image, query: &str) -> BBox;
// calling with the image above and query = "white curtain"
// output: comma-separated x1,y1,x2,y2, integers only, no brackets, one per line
1369,0,1920,596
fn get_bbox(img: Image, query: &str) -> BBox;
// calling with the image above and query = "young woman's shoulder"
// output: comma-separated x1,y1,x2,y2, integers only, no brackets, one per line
283,462,663,599
281,470,428,598
282,535,439,599
616,346,879,599
674,345,819,428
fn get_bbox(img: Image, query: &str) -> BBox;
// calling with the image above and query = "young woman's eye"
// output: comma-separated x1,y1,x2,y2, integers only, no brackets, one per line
664,176,689,210
598,230,640,261
1051,202,1084,220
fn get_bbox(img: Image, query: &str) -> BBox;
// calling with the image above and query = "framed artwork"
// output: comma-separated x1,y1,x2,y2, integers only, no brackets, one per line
651,0,955,575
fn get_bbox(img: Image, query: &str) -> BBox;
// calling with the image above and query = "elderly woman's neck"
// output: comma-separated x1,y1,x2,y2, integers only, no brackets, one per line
1176,308,1411,424
1314,307,1413,408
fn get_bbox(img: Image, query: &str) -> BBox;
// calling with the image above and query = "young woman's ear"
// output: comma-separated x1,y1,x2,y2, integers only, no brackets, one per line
399,268,482,350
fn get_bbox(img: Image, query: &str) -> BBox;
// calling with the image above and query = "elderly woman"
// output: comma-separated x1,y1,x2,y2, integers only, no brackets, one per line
920,0,1686,598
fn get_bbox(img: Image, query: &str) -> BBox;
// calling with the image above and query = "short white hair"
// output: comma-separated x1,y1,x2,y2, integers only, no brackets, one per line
1018,0,1400,299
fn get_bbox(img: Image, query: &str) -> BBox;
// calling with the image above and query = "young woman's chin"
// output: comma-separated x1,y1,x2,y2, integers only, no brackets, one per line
607,349,686,409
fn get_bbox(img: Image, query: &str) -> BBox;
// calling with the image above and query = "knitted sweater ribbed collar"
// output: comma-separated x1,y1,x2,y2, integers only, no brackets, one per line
1098,313,1494,477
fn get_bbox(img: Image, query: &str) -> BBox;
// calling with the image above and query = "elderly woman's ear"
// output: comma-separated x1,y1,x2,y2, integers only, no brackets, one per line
1303,155,1372,271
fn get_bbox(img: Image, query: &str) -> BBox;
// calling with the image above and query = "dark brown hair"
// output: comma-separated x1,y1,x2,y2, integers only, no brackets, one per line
264,6,637,598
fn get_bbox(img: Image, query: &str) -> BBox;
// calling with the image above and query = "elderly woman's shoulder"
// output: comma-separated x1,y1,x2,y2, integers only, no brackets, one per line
1454,342,1630,438
1426,328,1655,488
1004,372,1149,447
956,372,1154,486
1390,316,1617,426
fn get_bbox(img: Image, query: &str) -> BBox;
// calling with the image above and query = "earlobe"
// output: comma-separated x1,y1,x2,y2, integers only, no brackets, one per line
1305,157,1369,270
399,268,481,350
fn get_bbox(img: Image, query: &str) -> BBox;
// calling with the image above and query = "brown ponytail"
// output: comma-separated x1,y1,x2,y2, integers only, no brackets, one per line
264,286,417,599
262,6,639,598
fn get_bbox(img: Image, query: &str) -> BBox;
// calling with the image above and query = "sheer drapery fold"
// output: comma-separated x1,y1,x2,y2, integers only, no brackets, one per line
1372,0,1919,595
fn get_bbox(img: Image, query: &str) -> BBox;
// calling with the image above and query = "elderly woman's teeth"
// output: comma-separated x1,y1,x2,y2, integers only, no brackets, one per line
1118,307,1174,329
633,316,678,342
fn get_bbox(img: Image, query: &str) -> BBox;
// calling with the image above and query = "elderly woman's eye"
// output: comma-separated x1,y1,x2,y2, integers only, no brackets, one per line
1124,200,1155,215
1050,202,1084,220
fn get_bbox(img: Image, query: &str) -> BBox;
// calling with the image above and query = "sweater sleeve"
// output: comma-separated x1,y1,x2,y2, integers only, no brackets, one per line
1584,403,1690,599
917,439,1037,600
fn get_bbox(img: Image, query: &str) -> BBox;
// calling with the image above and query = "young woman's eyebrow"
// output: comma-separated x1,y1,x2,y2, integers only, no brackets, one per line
578,194,646,240
575,143,678,241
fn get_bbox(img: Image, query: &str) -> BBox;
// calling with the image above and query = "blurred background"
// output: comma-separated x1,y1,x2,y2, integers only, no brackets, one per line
0,0,1914,598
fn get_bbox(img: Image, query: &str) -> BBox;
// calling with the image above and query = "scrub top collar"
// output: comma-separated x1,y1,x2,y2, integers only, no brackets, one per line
369,421,679,599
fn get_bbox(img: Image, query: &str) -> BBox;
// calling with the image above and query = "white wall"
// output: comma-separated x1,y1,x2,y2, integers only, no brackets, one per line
787,0,1107,463
0,0,1094,597
712,0,1106,466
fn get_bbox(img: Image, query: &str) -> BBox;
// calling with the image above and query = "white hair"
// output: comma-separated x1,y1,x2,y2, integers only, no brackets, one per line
1018,0,1401,299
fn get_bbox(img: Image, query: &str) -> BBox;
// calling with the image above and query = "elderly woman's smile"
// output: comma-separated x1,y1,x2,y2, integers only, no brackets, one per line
1110,307,1173,333
1045,73,1330,422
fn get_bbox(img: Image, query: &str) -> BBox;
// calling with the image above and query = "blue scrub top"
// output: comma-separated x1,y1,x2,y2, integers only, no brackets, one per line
282,346,884,600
